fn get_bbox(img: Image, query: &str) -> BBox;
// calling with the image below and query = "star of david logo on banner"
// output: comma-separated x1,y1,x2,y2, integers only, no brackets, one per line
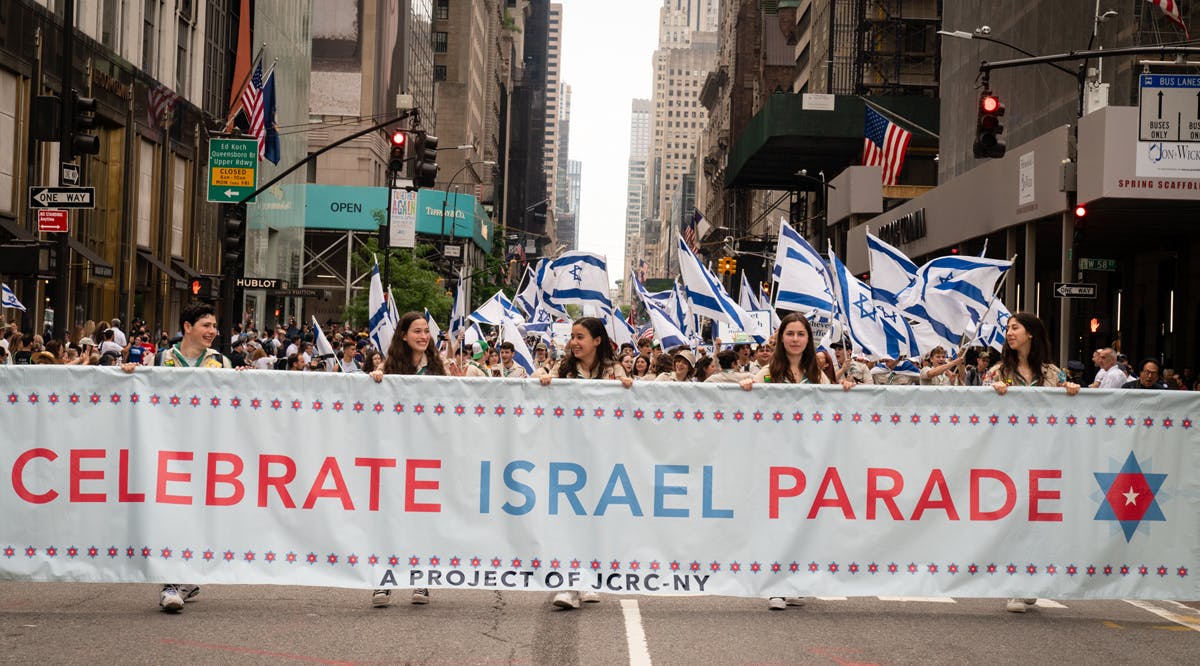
1094,452,1167,542
569,265,583,283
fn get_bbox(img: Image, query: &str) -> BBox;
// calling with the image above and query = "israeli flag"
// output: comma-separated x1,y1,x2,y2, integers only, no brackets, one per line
311,316,337,372
469,290,525,326
521,304,557,341
1,283,26,312
448,285,467,352
772,218,834,316
546,251,613,312
534,258,568,319
645,303,689,349
424,308,442,346
514,267,539,316
677,238,751,331
899,255,1011,351
630,271,679,326
871,358,923,378
604,307,636,348
500,317,536,375
967,298,1011,352
738,272,757,312
865,231,917,306
367,261,395,352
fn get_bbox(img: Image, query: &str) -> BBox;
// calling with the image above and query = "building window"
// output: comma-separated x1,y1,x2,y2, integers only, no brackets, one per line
142,0,156,73
435,0,448,20
176,17,190,91
433,32,448,54
434,65,447,81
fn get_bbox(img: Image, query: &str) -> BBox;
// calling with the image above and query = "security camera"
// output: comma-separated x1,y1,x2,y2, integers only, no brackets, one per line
975,25,991,36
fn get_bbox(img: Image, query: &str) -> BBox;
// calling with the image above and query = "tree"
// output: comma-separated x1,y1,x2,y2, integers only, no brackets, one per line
342,234,451,329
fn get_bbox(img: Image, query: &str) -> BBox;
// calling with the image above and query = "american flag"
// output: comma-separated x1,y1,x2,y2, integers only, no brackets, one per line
147,84,179,128
682,209,699,251
242,62,265,158
862,106,912,186
1147,0,1190,38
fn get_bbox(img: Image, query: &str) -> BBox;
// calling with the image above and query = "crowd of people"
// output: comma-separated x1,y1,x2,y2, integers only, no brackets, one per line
2,304,1194,614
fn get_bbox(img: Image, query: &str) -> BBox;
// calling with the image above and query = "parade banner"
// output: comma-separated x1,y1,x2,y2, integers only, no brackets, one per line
2,366,1198,600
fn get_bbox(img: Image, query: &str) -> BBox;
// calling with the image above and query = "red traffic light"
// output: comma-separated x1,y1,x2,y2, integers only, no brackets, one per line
1074,204,1087,218
390,131,407,147
981,95,1001,114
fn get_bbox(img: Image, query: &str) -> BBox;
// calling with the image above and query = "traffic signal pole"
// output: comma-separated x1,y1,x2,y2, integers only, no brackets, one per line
51,0,75,342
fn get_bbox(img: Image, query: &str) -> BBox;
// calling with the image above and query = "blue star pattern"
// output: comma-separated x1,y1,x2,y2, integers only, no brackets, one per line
1094,452,1168,542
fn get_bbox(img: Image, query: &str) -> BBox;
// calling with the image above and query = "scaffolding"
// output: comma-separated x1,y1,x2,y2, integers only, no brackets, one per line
853,0,941,96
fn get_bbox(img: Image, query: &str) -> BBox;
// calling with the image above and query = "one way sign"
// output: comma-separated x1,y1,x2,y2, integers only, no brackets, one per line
28,186,95,209
1053,282,1097,299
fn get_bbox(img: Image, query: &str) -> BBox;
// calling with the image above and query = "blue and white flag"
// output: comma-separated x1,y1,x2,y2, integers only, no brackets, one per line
677,238,751,331
367,261,394,352
644,303,689,349
311,316,337,372
898,255,1012,352
521,304,557,341
772,218,834,316
424,308,442,345
865,231,917,306
546,252,612,312
514,267,539,316
534,258,568,319
967,298,1012,352
386,286,400,328
871,358,923,378
469,290,525,326
448,285,468,352
738,272,758,312
604,307,636,348
500,317,536,375
1,283,25,312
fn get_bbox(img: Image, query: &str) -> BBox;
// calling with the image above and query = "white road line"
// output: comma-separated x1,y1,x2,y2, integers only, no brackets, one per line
814,596,848,601
876,596,957,603
1034,599,1068,609
621,599,653,666
1124,599,1200,632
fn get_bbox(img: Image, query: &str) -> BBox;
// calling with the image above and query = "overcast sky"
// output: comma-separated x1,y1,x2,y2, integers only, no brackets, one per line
559,0,661,286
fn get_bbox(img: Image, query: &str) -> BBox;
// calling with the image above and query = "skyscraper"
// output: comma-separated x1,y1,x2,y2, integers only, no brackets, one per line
544,3,564,215
624,98,652,299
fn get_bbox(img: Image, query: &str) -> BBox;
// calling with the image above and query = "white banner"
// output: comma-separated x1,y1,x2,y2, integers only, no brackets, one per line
388,188,417,249
2,367,1198,600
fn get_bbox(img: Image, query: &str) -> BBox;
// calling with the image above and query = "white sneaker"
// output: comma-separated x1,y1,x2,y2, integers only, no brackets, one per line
178,584,200,602
553,591,581,609
371,589,391,607
1006,597,1037,613
159,585,184,612
767,597,787,611
410,588,430,605
784,597,805,606
581,590,601,603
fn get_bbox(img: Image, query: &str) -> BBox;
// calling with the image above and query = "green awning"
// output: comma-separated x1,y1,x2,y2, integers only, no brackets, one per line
725,93,939,190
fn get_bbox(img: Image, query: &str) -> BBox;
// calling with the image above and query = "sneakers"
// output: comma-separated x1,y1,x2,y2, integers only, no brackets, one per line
767,597,787,610
159,585,185,612
371,589,391,607
411,588,430,605
178,584,201,602
581,590,601,603
552,591,581,609
1006,597,1037,613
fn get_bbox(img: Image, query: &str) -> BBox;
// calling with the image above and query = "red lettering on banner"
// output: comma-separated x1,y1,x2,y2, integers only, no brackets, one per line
206,453,245,506
69,449,106,502
303,457,354,510
405,459,442,512
156,451,193,505
355,457,397,511
118,449,145,502
258,454,297,508
807,467,855,519
768,467,805,519
910,469,960,520
1028,470,1063,522
866,468,904,520
970,469,1016,520
12,448,58,504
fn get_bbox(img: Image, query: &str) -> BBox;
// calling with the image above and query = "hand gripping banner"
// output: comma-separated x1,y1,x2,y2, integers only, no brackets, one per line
2,366,1197,599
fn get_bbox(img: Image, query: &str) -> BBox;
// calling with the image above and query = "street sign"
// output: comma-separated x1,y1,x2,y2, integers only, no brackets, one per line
1079,258,1117,272
1138,74,1200,142
207,138,258,203
1054,282,1097,299
60,162,79,186
37,209,69,233
235,277,287,290
28,186,94,209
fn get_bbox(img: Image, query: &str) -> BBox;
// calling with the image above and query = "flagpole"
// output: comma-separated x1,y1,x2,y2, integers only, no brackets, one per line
824,241,848,379
223,45,268,132
859,97,939,139
956,253,1018,358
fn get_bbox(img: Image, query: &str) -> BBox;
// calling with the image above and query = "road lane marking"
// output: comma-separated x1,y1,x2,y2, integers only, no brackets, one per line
621,599,653,666
1124,599,1200,632
876,596,956,603
1034,599,1067,609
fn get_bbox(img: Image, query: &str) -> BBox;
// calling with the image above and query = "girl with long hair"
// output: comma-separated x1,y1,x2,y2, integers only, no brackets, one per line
368,311,460,608
631,354,652,378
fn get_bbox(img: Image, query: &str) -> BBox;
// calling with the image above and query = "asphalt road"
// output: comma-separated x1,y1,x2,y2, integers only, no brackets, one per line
1,583,1197,665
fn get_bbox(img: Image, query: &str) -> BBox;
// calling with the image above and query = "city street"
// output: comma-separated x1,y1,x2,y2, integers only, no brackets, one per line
1,583,1197,664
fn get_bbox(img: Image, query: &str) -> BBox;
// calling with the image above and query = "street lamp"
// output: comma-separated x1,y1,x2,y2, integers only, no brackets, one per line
440,159,497,245
938,28,1077,79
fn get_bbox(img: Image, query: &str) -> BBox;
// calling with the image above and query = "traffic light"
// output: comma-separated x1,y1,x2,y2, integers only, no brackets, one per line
65,89,100,161
388,130,407,173
413,131,439,188
191,278,202,296
222,203,246,270
1074,203,1087,219
973,91,1006,159
728,257,737,273
189,277,215,299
